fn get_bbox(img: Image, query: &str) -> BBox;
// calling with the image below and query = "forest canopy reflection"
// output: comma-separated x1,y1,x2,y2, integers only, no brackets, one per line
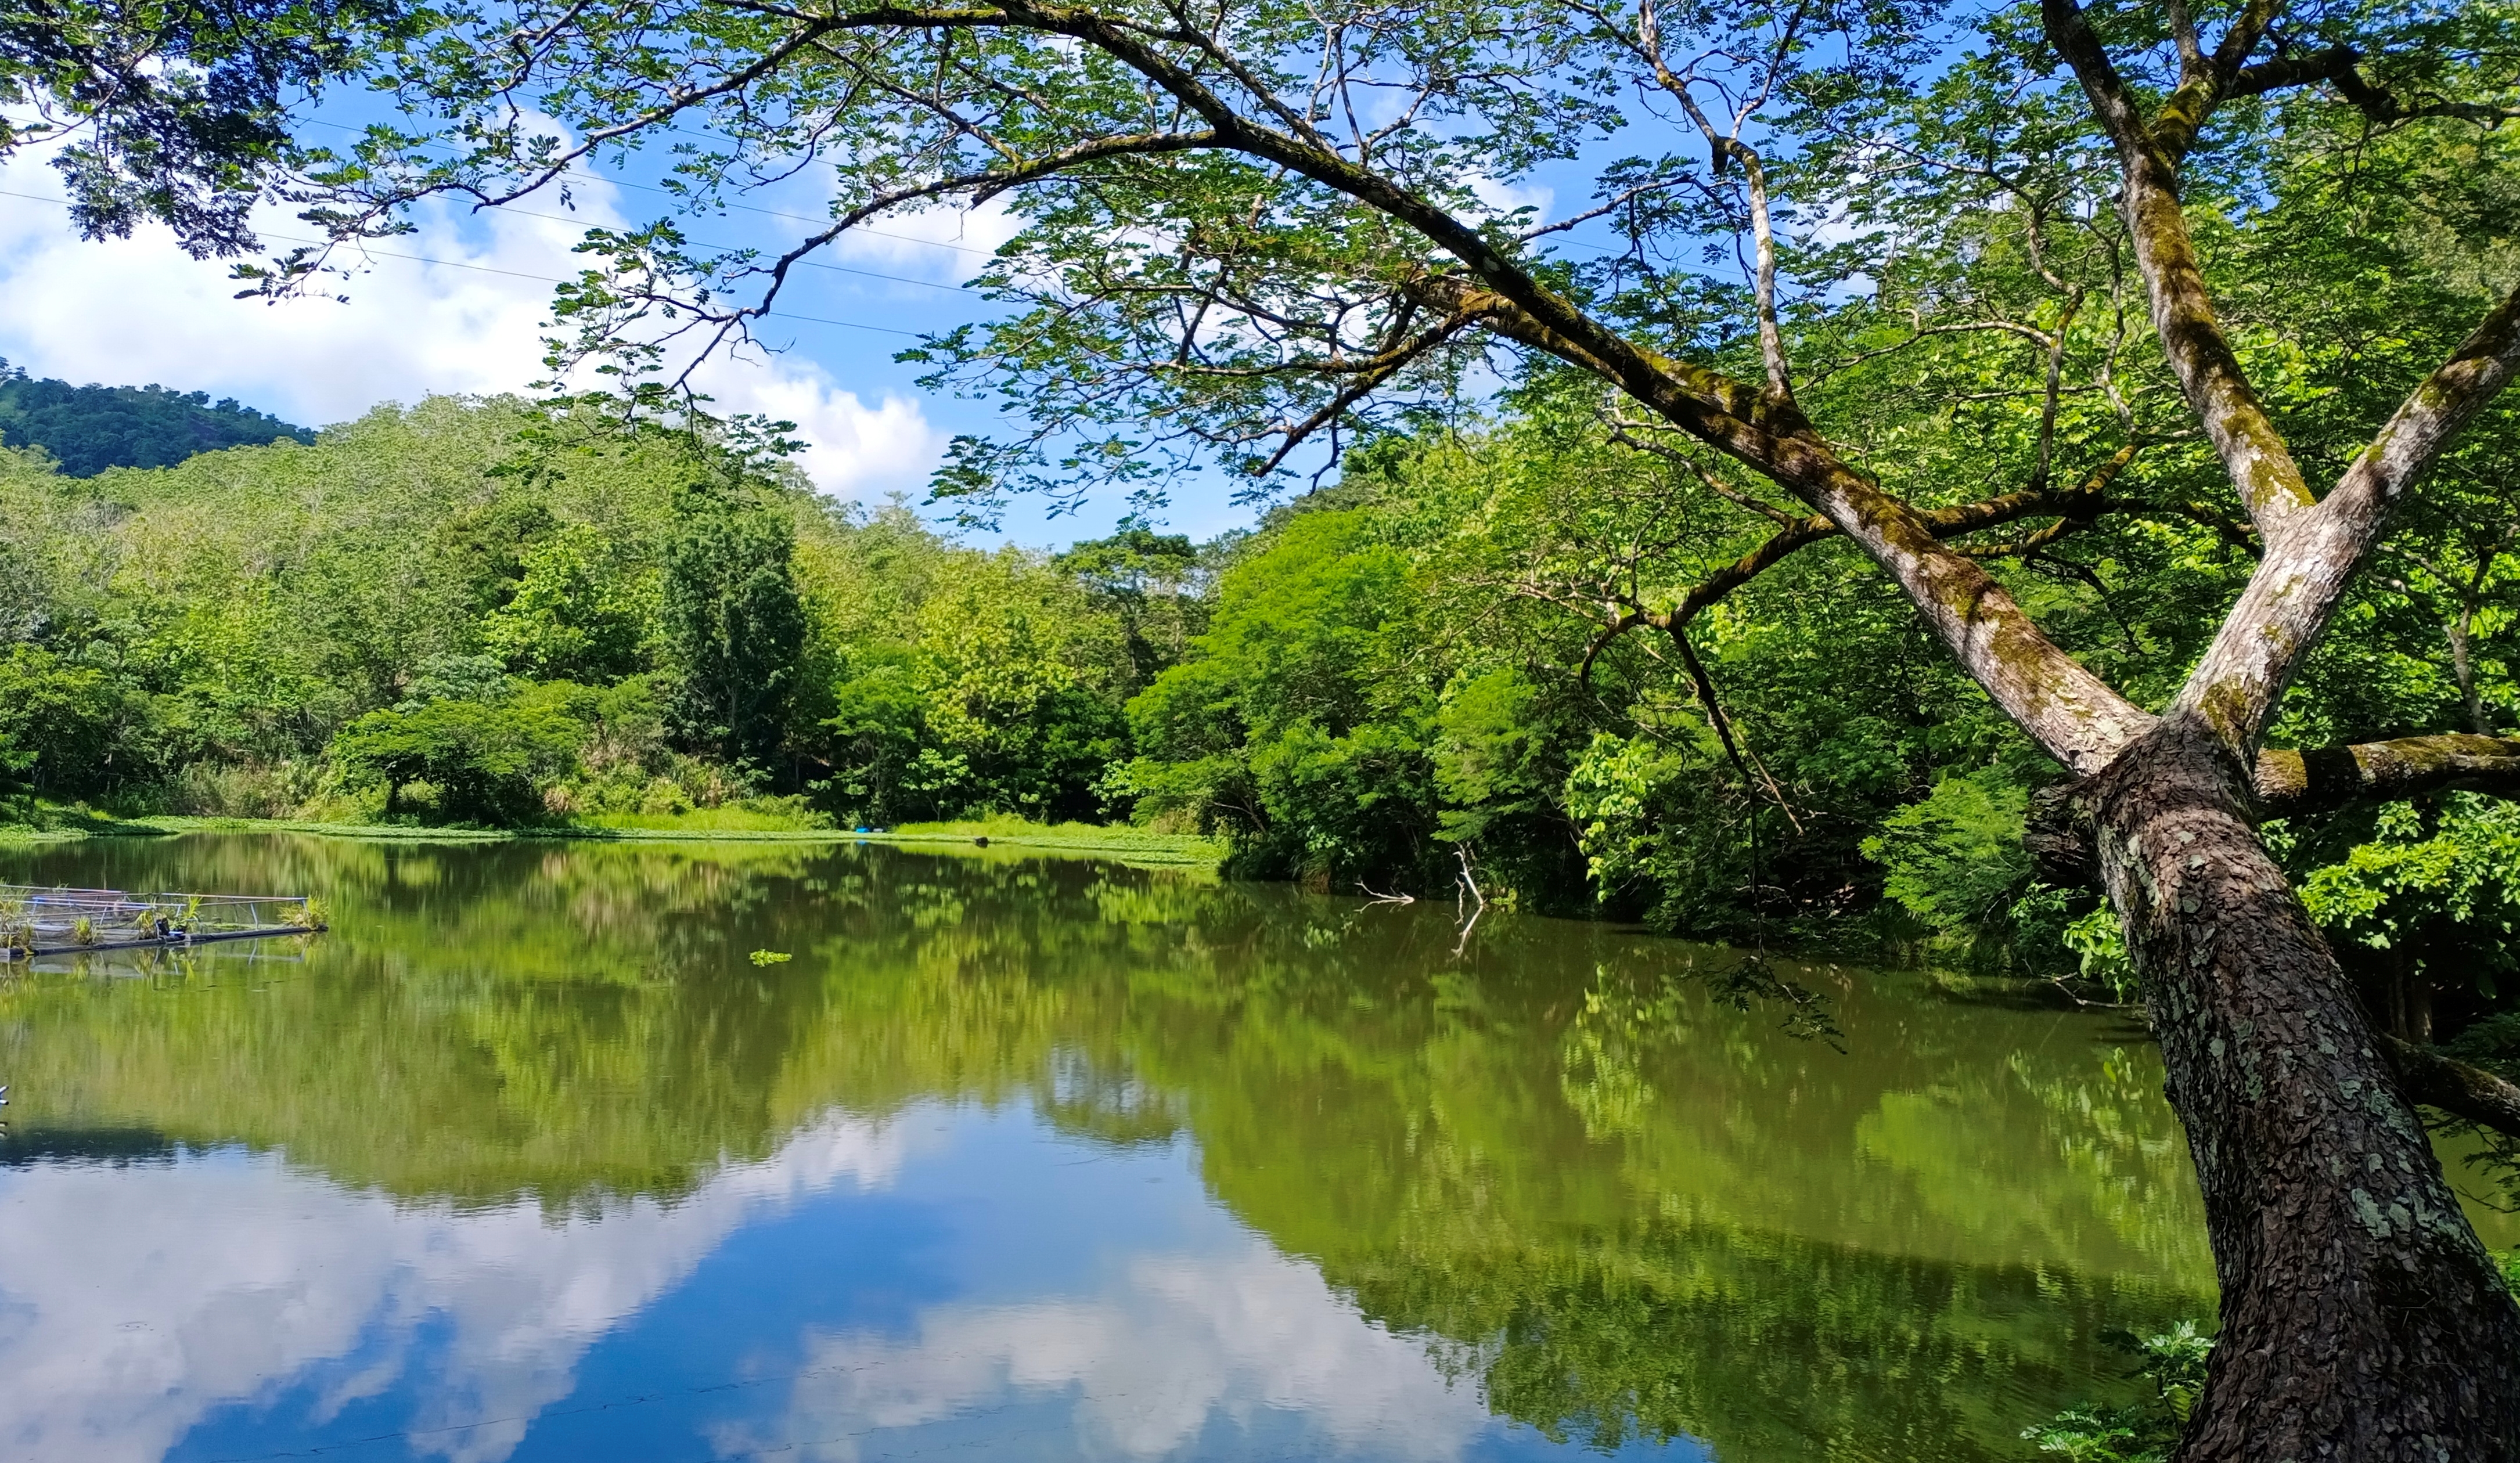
0,834,2249,1460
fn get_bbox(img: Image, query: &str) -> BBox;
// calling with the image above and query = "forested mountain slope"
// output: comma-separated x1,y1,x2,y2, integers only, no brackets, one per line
0,362,312,474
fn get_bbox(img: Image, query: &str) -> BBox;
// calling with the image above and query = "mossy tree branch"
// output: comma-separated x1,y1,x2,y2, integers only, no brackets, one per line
2040,0,2314,540
2380,1035,2520,1144
2255,734,2520,820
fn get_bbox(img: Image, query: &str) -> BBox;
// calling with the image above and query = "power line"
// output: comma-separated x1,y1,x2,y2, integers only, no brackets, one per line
416,195,982,294
0,187,933,337
298,118,1006,260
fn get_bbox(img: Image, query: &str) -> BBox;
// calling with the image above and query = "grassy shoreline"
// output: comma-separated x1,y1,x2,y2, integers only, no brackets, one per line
0,808,1226,867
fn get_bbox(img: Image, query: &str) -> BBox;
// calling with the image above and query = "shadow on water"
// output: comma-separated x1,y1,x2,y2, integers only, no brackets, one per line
0,834,2390,1461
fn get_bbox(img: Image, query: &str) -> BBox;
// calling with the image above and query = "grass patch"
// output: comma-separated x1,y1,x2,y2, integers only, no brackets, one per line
867,815,1226,865
0,801,183,844
569,806,838,835
113,815,510,842
0,803,1226,866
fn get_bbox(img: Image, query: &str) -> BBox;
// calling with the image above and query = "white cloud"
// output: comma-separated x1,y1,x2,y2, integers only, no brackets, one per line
1468,175,1553,226
0,152,944,498
737,1237,1499,1462
689,356,943,498
0,1112,913,1463
827,196,1023,279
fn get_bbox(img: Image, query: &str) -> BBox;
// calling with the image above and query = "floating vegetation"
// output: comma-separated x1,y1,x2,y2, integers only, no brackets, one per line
0,885,326,961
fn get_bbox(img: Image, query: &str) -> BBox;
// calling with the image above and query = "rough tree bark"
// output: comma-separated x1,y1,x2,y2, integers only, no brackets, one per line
2079,720,2520,1459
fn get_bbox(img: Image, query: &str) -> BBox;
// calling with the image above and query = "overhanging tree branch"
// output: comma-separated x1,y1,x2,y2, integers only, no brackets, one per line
1247,308,1484,473
2231,45,2520,127
2381,1035,2520,1143
1568,446,2149,683
2255,733,2520,819
1405,271,2156,772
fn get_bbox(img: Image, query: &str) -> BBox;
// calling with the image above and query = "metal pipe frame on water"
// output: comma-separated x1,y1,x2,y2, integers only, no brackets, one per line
0,884,327,962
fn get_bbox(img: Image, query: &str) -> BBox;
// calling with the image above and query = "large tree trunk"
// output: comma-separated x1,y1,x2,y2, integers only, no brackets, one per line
2082,718,2520,1461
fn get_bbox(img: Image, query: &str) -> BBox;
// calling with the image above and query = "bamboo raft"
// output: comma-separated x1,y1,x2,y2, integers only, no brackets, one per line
0,885,326,961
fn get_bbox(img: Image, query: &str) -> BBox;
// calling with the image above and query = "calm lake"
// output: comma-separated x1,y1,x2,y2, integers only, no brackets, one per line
1,834,2479,1463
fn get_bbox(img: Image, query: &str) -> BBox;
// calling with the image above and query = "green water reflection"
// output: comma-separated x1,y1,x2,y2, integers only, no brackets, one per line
0,835,2252,1460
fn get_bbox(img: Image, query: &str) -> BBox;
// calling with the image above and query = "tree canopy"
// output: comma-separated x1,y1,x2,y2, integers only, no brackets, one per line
0,0,418,254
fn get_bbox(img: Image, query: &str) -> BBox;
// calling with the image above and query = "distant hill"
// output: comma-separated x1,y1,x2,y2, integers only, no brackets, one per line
0,361,315,475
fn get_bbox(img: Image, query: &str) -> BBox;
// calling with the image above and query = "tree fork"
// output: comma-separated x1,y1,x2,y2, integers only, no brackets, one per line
2079,719,2520,1460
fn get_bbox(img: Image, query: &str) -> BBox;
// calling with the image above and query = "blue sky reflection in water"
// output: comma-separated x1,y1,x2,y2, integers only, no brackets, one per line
0,835,2255,1462
26,1109,1619,1463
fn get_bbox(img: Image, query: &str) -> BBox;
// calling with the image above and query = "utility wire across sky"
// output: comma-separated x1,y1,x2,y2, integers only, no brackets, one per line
0,188,933,338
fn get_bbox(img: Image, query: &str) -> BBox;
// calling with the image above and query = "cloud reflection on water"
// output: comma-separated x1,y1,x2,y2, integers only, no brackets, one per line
743,1241,1498,1462
0,1107,1622,1463
0,1116,908,1463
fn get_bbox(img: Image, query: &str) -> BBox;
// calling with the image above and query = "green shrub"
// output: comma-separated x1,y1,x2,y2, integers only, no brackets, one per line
2024,1323,2213,1462
329,689,585,824
1862,768,2033,939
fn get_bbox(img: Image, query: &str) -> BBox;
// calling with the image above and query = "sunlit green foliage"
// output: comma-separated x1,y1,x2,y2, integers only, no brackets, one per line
2291,797,2520,1004
0,396,1198,830
479,522,651,682
2024,1324,2215,1463
1863,772,2033,935
1125,507,1439,885
805,528,1189,826
0,643,153,797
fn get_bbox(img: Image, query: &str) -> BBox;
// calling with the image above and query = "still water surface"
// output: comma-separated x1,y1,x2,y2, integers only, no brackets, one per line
0,835,2276,1461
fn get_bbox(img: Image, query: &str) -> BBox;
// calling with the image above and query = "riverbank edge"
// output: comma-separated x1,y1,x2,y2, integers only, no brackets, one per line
0,812,1228,868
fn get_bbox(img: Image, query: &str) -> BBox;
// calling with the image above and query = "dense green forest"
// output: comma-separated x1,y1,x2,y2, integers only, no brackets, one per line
0,394,1167,828
0,362,313,475
1,390,2517,1083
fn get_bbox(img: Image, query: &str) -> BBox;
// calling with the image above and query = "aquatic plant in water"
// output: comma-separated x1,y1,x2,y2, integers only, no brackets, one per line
2024,1323,2213,1462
